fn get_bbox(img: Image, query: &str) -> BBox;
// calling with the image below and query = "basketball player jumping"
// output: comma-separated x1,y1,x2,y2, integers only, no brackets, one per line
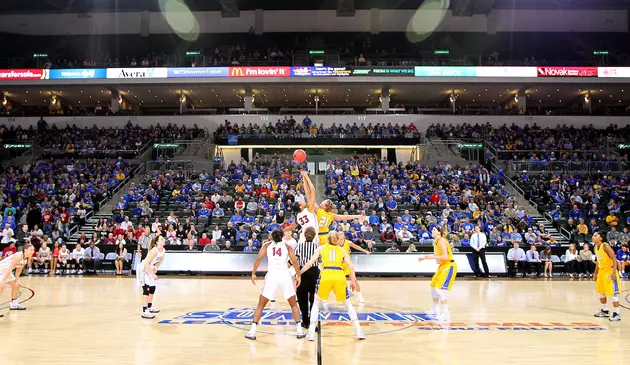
0,243,34,316
298,171,367,303
136,236,166,319
245,229,305,340
418,226,457,322
301,231,365,341
592,232,622,321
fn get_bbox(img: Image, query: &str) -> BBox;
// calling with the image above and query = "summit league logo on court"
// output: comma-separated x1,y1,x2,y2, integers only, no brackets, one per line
159,308,607,332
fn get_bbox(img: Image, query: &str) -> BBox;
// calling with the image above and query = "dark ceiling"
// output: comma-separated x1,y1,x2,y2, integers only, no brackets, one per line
2,0,630,14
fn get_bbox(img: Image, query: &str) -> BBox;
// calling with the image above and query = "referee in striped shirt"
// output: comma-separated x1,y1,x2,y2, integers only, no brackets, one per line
294,227,319,330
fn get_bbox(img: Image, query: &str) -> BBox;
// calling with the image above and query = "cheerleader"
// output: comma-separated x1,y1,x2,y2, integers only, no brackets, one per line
136,235,166,319
0,243,35,315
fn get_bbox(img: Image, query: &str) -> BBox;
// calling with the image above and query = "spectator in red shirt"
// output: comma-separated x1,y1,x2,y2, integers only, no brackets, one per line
198,233,211,246
2,241,17,258
280,169,291,179
103,232,116,245
381,227,396,244
202,197,214,210
430,192,441,206
234,197,245,214
59,207,71,238
257,185,271,196
42,209,54,236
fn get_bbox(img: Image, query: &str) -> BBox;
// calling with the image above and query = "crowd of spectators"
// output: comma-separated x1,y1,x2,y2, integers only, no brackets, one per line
0,158,134,251
519,171,630,247
0,119,202,159
214,117,420,139
322,156,565,249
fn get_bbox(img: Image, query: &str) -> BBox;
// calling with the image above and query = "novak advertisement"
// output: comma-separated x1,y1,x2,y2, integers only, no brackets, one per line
106,67,168,79
536,67,598,77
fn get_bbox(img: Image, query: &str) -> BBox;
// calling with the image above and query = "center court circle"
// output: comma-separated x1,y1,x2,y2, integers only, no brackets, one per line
219,302,423,337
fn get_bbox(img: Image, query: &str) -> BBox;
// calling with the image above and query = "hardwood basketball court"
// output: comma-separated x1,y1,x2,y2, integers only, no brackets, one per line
3,276,629,365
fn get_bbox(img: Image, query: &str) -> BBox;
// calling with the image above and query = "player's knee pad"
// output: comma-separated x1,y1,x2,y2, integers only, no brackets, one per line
612,296,619,303
149,286,156,295
435,288,447,302
430,286,438,300
142,285,151,296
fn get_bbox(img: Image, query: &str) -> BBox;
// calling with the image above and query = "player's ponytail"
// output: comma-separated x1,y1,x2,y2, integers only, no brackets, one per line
148,236,159,251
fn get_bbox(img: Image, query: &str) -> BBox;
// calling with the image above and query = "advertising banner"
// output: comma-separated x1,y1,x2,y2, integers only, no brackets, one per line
106,68,168,79
350,67,415,76
0,69,48,80
598,67,630,78
414,66,477,77
475,66,537,78
536,67,598,77
228,66,290,77
167,67,229,78
49,69,107,79
290,66,352,77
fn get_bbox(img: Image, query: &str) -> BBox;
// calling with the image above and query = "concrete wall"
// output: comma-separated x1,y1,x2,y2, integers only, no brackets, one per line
0,9,625,35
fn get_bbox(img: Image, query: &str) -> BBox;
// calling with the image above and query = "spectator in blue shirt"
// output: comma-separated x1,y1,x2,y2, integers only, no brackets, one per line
401,210,412,224
393,217,406,234
460,233,470,247
418,226,432,245
230,214,243,225
568,205,582,220
243,213,255,225
551,206,562,221
385,196,398,211
588,204,603,220
461,218,474,234
379,219,392,233
243,240,256,253
198,207,211,222
267,220,281,233
115,198,128,210
368,211,380,226
212,204,225,218
236,226,249,243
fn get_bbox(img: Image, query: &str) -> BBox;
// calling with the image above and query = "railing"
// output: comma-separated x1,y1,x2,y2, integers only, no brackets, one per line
508,160,627,174
145,160,213,172
41,144,153,160
98,163,146,210
213,132,422,146
491,148,604,161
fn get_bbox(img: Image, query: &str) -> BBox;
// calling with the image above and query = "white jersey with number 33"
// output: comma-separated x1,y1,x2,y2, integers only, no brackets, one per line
297,209,319,242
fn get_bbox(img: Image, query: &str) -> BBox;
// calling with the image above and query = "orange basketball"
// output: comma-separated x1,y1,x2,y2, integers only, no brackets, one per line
293,149,307,163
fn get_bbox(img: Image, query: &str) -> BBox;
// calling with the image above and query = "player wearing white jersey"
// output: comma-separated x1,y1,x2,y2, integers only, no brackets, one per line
136,236,166,319
245,229,305,340
292,171,320,244
0,243,34,315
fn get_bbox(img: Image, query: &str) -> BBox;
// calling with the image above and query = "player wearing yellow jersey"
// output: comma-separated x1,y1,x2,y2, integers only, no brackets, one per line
418,226,457,322
315,203,364,244
300,231,366,341
592,232,622,321
338,232,370,303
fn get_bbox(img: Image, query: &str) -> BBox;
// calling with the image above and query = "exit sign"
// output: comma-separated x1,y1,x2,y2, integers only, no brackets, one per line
309,50,325,55
434,50,450,55
33,53,48,58
593,50,609,56
186,51,201,56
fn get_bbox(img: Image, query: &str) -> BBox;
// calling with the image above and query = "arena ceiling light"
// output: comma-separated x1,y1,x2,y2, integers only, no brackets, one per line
159,0,200,42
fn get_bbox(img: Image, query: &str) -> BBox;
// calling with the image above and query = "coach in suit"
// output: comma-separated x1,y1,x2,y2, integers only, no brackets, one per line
470,226,490,277
294,227,319,330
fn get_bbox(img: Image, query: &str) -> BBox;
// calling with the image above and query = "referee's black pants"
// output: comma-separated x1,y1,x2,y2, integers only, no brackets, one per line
297,266,319,329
